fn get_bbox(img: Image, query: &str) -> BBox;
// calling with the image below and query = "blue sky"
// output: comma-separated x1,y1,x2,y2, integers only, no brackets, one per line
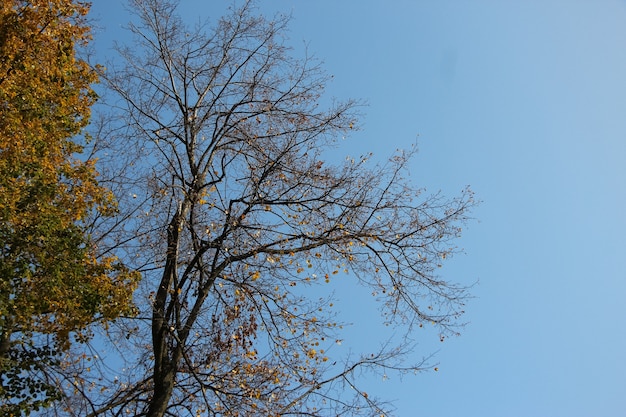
90,1,626,416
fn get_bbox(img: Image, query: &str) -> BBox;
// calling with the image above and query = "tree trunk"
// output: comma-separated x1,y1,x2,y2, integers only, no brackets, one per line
145,360,176,417
146,206,184,416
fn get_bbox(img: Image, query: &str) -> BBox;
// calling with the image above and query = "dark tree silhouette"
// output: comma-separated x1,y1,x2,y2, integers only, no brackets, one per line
54,1,476,416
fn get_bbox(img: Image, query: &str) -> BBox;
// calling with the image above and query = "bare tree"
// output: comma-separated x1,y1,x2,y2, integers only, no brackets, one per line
61,0,476,416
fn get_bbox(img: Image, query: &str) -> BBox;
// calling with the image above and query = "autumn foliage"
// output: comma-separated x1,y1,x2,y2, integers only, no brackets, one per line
2,0,475,416
0,0,138,412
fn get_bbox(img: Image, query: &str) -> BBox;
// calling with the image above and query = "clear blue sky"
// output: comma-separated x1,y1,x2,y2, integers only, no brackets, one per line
91,1,626,416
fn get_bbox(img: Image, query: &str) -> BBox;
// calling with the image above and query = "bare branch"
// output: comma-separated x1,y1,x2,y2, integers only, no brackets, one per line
66,1,477,416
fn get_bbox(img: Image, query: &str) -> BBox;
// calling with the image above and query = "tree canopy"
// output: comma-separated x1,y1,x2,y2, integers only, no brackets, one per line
0,1,138,414
2,0,476,415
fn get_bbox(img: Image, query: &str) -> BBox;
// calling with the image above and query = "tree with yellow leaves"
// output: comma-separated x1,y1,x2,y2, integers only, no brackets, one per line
0,1,138,413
